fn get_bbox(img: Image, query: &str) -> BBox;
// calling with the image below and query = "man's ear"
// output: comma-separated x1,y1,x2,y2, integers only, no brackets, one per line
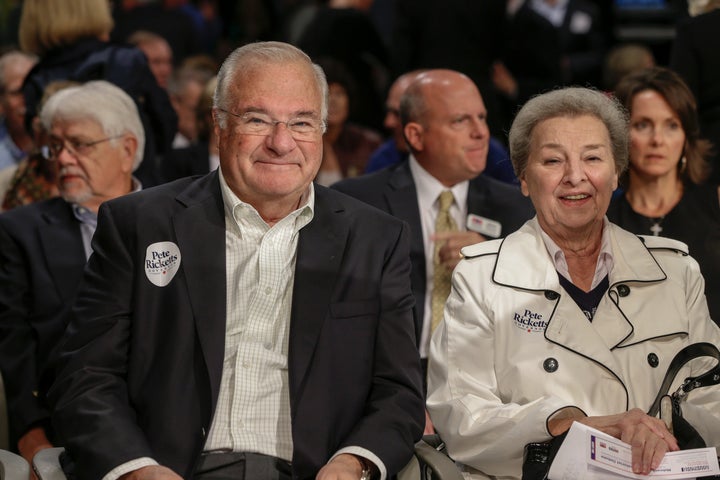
120,135,138,173
404,122,424,152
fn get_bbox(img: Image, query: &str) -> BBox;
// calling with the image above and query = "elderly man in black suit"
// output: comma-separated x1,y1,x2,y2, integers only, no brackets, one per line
48,41,424,480
333,70,534,399
0,80,144,465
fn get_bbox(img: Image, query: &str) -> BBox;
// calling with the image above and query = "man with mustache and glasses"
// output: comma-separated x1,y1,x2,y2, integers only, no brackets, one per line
0,80,143,465
47,42,423,480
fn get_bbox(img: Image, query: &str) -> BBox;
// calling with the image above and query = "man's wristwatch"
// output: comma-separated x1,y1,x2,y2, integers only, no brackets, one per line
358,456,373,480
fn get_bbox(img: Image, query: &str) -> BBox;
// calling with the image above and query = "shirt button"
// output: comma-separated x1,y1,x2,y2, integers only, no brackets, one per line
242,362,250,368
265,287,272,295
543,357,559,373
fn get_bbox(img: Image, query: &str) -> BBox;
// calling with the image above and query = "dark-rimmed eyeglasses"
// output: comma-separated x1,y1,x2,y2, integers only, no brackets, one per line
216,108,325,141
47,135,125,160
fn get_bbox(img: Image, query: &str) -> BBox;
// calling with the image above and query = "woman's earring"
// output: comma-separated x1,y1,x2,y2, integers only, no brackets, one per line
680,156,687,173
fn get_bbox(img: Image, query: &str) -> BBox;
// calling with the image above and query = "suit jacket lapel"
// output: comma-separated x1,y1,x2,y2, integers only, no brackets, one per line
289,186,348,402
173,172,227,405
38,200,86,301
385,164,426,339
385,163,424,257
466,176,488,217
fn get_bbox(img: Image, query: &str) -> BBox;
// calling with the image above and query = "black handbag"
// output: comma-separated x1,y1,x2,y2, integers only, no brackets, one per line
522,342,720,480
647,342,720,449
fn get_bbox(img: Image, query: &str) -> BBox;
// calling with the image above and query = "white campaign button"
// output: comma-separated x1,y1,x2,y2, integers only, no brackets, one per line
144,241,182,287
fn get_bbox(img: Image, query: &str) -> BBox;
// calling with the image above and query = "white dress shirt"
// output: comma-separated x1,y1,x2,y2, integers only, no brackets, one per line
408,155,468,358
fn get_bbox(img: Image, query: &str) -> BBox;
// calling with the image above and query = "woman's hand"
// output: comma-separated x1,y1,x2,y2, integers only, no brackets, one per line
579,409,679,475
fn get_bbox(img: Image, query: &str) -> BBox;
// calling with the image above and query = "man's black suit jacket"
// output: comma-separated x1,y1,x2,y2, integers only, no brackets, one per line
49,171,425,480
0,198,86,449
160,142,211,183
333,161,535,344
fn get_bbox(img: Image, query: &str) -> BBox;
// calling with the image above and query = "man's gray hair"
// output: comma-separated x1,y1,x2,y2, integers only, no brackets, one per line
508,87,629,179
213,41,328,131
40,80,146,171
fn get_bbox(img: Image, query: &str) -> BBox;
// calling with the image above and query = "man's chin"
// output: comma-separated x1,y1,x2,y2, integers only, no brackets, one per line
60,188,92,206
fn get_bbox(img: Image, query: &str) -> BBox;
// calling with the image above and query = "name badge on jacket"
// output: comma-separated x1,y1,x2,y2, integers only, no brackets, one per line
466,214,502,238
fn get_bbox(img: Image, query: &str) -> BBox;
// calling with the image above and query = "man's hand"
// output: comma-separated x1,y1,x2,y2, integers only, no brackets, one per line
491,62,519,99
18,425,53,478
316,453,372,480
434,231,485,270
119,466,183,480
561,409,678,475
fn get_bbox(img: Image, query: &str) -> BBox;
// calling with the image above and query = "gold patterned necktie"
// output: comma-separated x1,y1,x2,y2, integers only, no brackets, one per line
430,190,458,333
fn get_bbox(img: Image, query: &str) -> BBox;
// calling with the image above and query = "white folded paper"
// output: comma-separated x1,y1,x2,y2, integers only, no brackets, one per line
548,421,720,479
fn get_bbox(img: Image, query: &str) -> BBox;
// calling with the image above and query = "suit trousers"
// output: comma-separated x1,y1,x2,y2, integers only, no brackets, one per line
194,452,292,480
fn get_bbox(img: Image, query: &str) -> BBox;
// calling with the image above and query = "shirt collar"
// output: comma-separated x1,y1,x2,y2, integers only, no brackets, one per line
530,0,569,27
409,154,469,213
539,217,614,290
218,167,314,232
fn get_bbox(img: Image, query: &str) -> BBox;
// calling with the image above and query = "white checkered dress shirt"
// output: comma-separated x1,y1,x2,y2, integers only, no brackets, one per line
102,175,385,480
204,172,314,458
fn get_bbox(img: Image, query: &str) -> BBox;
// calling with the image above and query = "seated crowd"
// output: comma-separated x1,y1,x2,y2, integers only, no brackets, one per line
1,1,719,479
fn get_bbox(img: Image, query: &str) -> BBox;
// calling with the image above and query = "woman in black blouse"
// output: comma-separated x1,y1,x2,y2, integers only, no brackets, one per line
608,66,720,325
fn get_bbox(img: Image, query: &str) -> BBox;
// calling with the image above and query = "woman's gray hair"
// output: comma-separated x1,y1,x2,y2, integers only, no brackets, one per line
509,87,629,179
213,41,328,131
40,80,145,171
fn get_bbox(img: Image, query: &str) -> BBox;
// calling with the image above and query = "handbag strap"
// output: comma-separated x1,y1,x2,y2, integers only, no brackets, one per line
647,342,720,417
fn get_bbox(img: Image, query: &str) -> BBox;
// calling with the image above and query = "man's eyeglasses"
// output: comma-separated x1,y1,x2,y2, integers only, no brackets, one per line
217,108,326,141
47,135,125,160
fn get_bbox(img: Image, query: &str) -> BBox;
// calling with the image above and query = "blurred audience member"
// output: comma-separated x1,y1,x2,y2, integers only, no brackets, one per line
392,0,508,139
19,0,178,188
316,59,382,186
297,0,390,130
671,0,720,184
1,80,78,211
603,43,655,92
492,0,608,132
111,0,200,64
167,67,212,148
161,76,218,182
365,70,424,173
608,67,720,325
534,0,608,86
0,51,38,198
127,30,174,89
0,80,144,464
492,1,563,109
179,53,218,78
175,0,223,55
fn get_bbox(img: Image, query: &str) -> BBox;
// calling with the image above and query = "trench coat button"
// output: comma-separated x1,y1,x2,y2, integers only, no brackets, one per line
544,290,559,300
617,285,630,297
647,353,659,368
543,357,559,373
